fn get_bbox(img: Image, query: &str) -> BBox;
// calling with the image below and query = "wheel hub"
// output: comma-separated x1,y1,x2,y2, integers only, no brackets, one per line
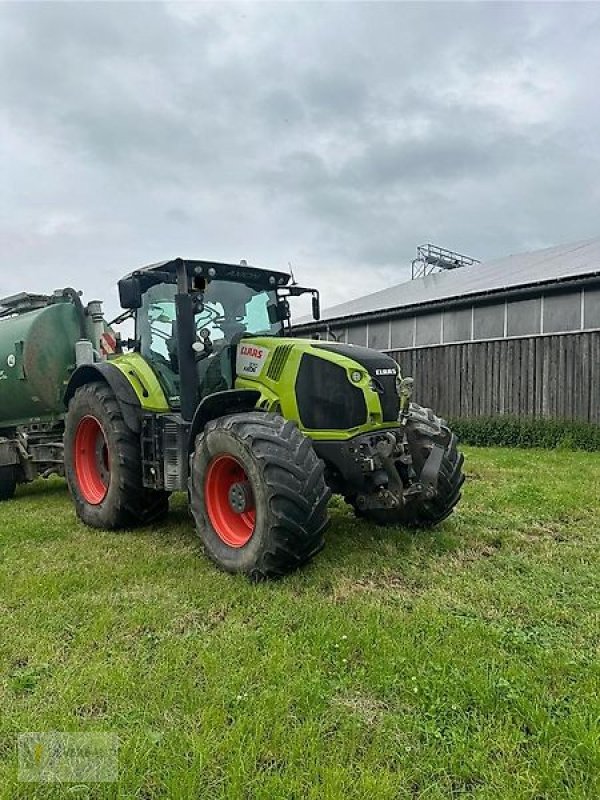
228,480,253,514
74,415,110,505
204,454,256,548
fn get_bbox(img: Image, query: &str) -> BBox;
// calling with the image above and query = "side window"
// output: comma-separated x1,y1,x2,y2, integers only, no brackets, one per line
244,293,271,333
146,303,177,362
149,318,172,360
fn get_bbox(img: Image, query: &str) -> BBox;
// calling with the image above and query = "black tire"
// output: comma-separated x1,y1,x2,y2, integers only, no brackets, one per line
190,412,330,580
64,382,169,529
403,430,464,527
350,409,465,528
0,466,17,501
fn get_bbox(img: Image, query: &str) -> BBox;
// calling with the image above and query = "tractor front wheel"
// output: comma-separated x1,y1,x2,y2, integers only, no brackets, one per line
190,412,330,580
64,381,169,529
349,411,465,528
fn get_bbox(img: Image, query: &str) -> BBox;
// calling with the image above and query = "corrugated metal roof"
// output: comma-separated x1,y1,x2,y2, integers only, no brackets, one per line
301,237,600,325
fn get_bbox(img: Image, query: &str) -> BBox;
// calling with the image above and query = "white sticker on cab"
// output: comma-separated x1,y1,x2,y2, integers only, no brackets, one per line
236,343,270,377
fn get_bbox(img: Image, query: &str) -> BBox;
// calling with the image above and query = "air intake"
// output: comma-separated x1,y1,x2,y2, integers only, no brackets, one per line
266,344,293,381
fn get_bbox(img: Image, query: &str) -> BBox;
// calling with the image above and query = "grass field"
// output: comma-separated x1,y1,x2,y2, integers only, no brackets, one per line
0,447,598,799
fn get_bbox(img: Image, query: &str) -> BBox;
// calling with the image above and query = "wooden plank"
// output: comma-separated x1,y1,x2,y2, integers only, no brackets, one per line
528,338,536,417
446,343,453,417
495,340,502,415
590,335,595,423
580,334,589,421
506,340,514,416
513,340,520,415
566,335,575,420
522,339,531,416
534,336,543,418
489,341,496,415
475,343,483,416
497,341,505,414
541,337,550,418
557,335,566,419
460,344,469,417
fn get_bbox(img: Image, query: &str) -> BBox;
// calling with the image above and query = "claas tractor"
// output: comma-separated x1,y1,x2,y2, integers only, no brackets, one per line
1,259,464,579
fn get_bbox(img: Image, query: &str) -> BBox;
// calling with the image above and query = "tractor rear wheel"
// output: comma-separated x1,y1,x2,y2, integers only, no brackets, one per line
190,412,330,580
64,381,169,529
0,466,17,501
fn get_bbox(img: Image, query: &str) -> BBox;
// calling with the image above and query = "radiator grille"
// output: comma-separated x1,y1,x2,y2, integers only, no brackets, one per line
296,353,367,430
266,344,293,382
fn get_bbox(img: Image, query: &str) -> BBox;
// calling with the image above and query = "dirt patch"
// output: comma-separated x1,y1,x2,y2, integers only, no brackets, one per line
74,698,109,719
171,605,229,635
330,573,421,603
333,693,390,726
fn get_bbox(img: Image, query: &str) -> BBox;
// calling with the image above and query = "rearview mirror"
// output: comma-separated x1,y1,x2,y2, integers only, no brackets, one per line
269,301,290,324
118,276,142,309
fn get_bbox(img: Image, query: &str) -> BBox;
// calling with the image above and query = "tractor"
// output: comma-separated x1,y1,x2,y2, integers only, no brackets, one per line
1,259,464,579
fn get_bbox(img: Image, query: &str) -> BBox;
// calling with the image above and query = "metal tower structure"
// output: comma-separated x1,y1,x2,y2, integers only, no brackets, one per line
411,244,479,280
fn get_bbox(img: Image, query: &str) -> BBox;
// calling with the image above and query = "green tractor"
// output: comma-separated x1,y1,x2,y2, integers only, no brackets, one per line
3,259,465,579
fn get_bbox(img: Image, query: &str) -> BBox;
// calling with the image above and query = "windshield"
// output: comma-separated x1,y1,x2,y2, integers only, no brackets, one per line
138,280,280,368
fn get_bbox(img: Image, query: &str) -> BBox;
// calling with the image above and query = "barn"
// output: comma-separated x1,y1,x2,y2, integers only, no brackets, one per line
294,238,600,424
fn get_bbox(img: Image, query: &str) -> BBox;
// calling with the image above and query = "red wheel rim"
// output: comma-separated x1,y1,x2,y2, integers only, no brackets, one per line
204,455,256,548
74,416,110,505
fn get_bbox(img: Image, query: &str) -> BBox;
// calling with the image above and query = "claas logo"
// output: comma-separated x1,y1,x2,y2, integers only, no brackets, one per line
240,345,264,358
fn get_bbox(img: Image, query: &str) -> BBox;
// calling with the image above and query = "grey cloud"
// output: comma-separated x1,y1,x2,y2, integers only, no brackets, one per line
1,2,600,318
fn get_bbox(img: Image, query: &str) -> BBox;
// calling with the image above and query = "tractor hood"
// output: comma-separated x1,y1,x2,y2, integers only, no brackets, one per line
311,342,398,379
234,336,402,432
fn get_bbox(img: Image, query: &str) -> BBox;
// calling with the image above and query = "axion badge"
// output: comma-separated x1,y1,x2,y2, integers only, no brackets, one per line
236,343,270,377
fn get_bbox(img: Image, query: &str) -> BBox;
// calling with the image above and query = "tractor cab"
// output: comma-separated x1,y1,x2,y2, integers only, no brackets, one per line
117,258,320,417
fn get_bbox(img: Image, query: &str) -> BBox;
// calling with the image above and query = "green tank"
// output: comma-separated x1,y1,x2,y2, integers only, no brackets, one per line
0,290,109,429
0,289,113,500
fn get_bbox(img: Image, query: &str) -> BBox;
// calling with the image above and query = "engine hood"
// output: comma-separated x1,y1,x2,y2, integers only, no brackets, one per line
234,336,402,429
311,342,399,377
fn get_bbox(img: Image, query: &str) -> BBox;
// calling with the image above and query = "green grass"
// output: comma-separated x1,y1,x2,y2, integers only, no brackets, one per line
0,447,598,799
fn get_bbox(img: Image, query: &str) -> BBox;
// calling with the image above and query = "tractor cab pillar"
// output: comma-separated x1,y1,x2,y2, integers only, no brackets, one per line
174,259,199,421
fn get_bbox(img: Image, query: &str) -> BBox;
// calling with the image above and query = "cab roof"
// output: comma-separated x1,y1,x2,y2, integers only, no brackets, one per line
126,258,292,290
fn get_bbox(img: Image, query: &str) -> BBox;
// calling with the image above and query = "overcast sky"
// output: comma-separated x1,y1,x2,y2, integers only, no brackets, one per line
1,1,599,318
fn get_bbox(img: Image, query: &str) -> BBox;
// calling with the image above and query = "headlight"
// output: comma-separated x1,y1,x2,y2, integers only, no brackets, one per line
350,370,363,383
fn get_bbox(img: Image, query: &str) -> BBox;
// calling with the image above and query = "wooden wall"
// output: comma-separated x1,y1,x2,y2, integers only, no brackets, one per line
390,331,600,423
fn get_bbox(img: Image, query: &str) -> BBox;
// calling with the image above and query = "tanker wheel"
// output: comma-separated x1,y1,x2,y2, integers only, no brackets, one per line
64,381,169,529
190,412,331,580
349,431,465,528
0,466,17,502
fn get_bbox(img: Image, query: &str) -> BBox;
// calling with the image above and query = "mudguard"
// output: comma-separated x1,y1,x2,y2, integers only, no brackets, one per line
188,389,261,452
64,362,142,433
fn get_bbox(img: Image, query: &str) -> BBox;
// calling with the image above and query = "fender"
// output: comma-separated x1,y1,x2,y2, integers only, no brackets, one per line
64,362,142,433
188,389,261,452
